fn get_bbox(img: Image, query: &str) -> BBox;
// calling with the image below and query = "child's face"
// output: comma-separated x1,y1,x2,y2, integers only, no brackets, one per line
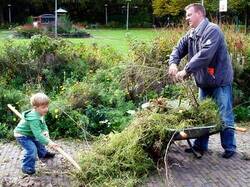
35,104,49,116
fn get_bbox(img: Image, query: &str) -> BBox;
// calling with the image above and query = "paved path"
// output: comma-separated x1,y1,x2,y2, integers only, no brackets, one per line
0,125,249,187
0,140,88,187
144,125,250,187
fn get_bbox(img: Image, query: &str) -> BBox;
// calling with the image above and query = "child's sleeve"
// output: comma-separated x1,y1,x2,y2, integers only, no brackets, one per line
30,120,50,145
41,117,49,132
42,123,49,132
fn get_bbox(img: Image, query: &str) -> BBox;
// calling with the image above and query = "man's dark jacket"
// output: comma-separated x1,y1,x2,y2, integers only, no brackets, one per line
169,18,233,88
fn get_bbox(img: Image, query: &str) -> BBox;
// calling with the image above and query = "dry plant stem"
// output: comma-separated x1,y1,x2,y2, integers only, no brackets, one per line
181,81,199,108
164,131,177,187
42,171,69,175
51,102,91,149
142,73,169,95
233,101,250,110
123,64,167,96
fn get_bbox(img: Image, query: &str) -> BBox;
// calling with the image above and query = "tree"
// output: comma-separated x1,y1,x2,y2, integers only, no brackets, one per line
0,0,154,25
229,0,250,33
152,0,193,17
0,1,8,24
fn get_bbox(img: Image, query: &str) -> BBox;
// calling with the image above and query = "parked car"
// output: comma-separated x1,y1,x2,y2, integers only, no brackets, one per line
33,14,55,28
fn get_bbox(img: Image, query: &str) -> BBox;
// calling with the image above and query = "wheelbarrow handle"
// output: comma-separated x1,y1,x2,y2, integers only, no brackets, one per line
178,126,247,139
233,127,247,132
179,131,188,139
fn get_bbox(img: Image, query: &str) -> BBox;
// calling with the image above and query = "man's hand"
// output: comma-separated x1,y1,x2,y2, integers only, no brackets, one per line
175,69,187,81
168,63,178,77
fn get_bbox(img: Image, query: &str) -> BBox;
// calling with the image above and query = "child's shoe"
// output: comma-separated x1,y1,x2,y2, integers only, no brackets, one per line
22,168,35,175
44,152,55,159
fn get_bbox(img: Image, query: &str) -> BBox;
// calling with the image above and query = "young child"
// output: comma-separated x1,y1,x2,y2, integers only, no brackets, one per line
14,92,59,175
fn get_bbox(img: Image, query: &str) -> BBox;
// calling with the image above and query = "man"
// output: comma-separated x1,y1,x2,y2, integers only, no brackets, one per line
168,3,236,158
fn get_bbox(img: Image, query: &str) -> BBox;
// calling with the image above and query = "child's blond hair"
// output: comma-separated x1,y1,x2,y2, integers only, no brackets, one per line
30,92,49,107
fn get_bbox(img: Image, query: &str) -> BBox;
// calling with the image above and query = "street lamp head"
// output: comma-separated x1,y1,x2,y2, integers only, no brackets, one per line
8,4,11,7
105,4,108,7
56,8,67,14
126,0,131,2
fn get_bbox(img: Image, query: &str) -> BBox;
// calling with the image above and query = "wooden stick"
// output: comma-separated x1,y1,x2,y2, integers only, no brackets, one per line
7,104,23,119
7,104,82,171
235,127,247,132
47,140,82,171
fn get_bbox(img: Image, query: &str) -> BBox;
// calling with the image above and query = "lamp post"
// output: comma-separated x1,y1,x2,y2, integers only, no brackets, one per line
55,0,58,37
126,0,131,30
8,4,11,23
105,4,108,25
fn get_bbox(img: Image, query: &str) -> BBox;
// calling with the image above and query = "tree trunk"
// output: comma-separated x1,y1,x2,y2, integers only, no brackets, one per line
245,6,247,34
0,5,4,25
245,4,249,34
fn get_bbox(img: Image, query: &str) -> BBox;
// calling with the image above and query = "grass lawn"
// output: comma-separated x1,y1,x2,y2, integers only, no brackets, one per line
0,30,12,39
0,29,163,56
70,28,163,54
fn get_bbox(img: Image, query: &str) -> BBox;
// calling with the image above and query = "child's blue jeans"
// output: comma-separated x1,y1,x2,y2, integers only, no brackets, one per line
193,84,236,152
16,136,48,173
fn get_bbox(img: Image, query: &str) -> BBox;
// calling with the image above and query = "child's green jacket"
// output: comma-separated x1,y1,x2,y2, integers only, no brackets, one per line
14,109,49,145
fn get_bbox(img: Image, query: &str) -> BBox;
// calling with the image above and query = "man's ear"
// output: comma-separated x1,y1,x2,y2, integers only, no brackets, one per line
197,10,203,17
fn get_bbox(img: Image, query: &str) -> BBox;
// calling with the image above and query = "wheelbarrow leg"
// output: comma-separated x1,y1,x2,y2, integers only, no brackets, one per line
187,139,203,159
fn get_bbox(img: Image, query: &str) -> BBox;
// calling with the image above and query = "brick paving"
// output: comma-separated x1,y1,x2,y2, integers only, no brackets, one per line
144,125,250,187
0,140,88,187
0,126,249,187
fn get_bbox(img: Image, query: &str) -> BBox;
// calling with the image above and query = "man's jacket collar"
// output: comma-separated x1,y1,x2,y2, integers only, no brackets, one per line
196,18,209,37
189,18,209,39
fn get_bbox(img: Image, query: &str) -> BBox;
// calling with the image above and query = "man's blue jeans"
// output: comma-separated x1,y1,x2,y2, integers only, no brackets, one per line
193,84,236,152
16,136,48,172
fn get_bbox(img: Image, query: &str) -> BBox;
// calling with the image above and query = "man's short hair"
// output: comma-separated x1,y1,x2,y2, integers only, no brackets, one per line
185,3,206,17
30,92,49,107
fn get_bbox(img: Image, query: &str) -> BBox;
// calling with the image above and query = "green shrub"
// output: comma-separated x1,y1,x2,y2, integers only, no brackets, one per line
0,85,26,127
26,16,33,24
29,34,66,57
122,30,184,102
43,97,90,139
61,82,101,109
41,64,135,137
75,43,123,73
58,15,72,34
0,35,89,92
14,24,43,38
0,123,14,141
0,40,30,88
234,105,250,122
47,66,135,137
162,84,183,99
85,105,111,135
224,28,250,99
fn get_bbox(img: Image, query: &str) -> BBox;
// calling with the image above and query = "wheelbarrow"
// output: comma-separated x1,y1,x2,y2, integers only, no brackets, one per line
170,124,247,158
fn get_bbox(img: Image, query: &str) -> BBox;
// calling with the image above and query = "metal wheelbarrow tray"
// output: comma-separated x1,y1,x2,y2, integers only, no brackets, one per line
173,124,220,141
170,124,246,158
